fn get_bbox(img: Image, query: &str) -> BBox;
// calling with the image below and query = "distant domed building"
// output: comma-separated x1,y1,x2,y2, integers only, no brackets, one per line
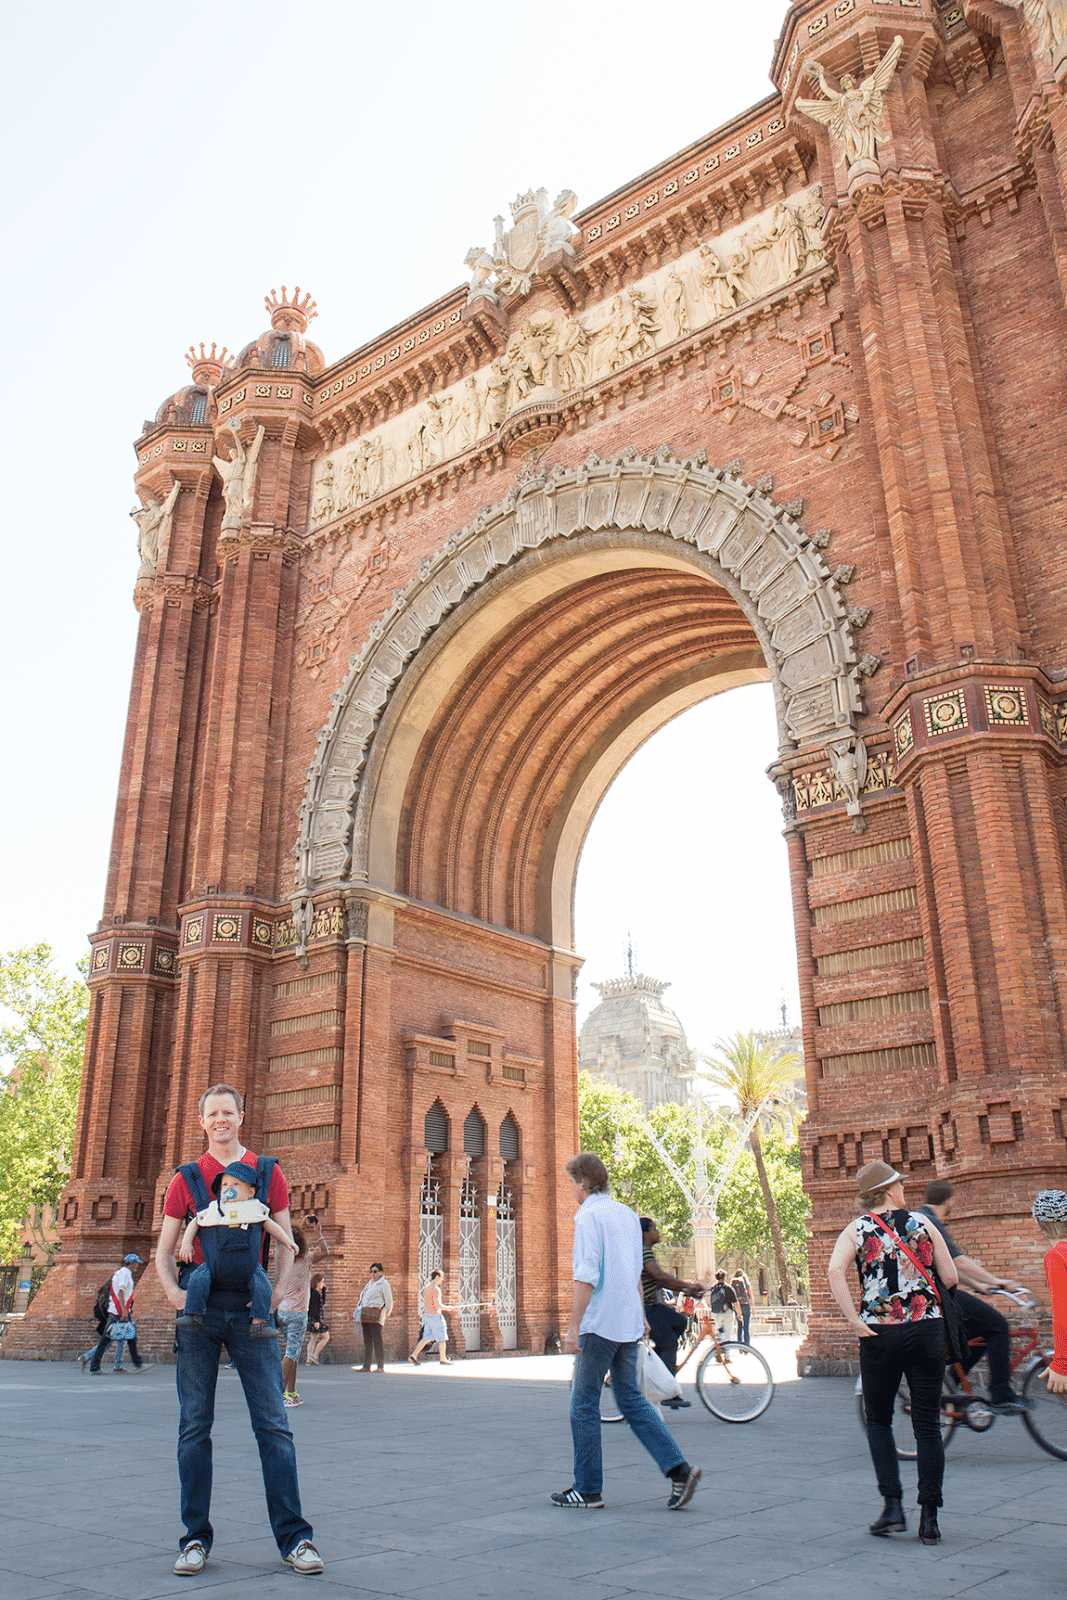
578,965,693,1111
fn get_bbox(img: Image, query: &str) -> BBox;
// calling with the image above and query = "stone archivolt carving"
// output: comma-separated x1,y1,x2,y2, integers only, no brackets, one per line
796,35,903,178
294,450,866,895
309,186,827,531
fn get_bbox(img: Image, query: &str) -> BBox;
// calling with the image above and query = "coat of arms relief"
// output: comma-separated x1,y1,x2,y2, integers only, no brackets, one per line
465,186,579,307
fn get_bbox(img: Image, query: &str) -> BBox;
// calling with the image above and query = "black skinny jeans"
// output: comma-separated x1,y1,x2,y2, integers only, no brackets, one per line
645,1303,688,1374
860,1320,945,1506
957,1290,1013,1403
361,1318,384,1369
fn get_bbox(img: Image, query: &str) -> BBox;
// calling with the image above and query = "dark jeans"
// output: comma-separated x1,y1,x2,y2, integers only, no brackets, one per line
957,1290,1013,1403
645,1303,687,1375
182,1260,274,1324
361,1319,384,1369
734,1303,751,1343
570,1332,685,1496
174,1308,312,1556
87,1327,143,1371
860,1320,945,1507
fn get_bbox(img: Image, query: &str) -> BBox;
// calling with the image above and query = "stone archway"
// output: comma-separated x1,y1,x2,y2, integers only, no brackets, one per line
295,447,871,944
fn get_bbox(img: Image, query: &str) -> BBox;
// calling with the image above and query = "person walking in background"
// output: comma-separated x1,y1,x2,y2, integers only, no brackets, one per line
730,1269,753,1343
920,1179,1031,1414
354,1263,393,1372
828,1160,958,1547
306,1274,330,1365
554,1152,701,1511
638,1217,704,1408
78,1254,150,1374
409,1269,454,1364
708,1271,738,1341
1032,1190,1067,1393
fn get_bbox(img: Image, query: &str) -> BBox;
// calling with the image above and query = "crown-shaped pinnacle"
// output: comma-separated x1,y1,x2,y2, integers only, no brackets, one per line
185,343,235,387
265,285,318,332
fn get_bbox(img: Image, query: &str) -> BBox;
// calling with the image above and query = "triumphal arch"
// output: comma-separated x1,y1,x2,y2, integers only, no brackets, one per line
12,0,1067,1366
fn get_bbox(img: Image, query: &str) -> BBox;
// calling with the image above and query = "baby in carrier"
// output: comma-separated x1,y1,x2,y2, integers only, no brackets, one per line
176,1160,297,1337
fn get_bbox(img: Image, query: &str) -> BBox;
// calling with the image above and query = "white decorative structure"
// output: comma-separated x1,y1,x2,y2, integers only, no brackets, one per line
213,422,265,530
796,34,904,181
132,479,180,575
465,185,579,305
579,968,693,1112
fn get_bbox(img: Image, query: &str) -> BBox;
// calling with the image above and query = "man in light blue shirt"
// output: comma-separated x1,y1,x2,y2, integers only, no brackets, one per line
552,1151,701,1511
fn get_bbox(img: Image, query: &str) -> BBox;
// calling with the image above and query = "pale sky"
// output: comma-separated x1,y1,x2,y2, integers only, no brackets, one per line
1,0,798,1054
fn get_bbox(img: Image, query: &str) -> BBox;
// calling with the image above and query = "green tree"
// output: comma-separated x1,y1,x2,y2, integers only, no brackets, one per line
700,1031,802,1299
0,944,89,1262
715,1132,810,1284
577,1073,711,1243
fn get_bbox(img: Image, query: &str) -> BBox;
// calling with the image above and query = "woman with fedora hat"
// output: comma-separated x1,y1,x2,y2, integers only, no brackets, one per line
827,1160,958,1546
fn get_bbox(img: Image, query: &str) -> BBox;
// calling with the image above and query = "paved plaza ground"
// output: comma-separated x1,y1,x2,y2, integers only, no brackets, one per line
1,1338,1063,1600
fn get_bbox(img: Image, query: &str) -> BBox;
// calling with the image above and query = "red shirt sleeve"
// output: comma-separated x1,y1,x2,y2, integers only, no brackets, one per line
163,1172,193,1220
266,1164,289,1214
1046,1242,1067,1377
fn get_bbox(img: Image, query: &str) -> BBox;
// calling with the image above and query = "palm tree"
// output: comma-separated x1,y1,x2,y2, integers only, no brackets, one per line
700,1031,801,1301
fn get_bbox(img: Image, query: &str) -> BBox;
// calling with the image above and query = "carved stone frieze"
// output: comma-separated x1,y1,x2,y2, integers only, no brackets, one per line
293,450,870,896
307,186,828,532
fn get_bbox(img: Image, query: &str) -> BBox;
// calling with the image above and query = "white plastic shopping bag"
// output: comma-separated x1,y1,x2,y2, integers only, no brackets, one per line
637,1340,682,1403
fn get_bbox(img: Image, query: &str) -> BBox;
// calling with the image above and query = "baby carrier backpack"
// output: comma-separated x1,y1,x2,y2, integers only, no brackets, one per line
177,1156,277,1306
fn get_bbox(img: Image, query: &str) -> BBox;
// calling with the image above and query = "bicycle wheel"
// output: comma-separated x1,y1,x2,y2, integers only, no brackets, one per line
695,1341,774,1422
856,1374,958,1459
1021,1359,1067,1460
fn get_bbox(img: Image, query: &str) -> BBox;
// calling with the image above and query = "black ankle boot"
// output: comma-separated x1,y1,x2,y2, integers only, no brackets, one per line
918,1504,941,1545
869,1497,906,1536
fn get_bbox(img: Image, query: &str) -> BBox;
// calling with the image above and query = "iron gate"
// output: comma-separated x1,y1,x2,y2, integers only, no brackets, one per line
458,1169,481,1352
495,1184,516,1349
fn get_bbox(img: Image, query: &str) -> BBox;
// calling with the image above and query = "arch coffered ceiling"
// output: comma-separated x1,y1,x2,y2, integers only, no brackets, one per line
294,449,869,926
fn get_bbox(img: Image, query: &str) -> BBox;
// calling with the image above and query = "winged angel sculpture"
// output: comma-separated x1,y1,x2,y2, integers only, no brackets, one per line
796,34,903,172
1021,1,1067,61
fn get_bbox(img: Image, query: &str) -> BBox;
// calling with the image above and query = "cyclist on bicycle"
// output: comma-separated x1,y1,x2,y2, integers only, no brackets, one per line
638,1217,705,1409
920,1180,1031,1415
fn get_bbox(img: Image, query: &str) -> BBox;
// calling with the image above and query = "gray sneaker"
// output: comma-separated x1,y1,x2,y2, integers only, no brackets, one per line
173,1541,208,1576
76,1355,88,1372
283,1541,324,1575
130,1363,151,1374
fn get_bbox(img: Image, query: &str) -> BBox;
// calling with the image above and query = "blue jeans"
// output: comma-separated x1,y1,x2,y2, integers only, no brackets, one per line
182,1261,274,1325
570,1332,685,1496
174,1308,313,1555
86,1328,143,1371
735,1303,751,1343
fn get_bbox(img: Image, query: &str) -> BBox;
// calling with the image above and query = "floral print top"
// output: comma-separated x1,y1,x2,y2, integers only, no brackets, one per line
855,1208,942,1326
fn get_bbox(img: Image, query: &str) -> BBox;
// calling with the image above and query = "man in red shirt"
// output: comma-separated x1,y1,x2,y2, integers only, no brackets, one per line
155,1083,322,1577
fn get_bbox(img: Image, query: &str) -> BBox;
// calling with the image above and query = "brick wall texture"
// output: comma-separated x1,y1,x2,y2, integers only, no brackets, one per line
8,1,1067,1371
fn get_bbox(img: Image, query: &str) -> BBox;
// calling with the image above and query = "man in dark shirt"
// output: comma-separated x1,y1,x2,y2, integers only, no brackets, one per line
921,1179,1031,1415
639,1218,705,1409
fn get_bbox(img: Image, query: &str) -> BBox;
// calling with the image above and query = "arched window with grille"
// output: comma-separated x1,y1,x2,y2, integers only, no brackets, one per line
499,1112,520,1162
424,1099,449,1153
463,1106,486,1157
271,335,291,368
189,391,208,425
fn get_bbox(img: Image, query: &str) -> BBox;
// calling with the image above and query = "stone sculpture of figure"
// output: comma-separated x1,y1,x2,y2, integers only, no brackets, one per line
661,271,690,341
830,737,868,820
769,201,807,282
424,394,452,464
465,244,499,306
609,287,659,371
1023,0,1067,59
455,376,484,449
407,412,428,477
365,435,384,498
723,240,751,303
132,479,181,574
539,189,579,259
311,458,335,525
485,355,512,428
213,422,266,530
798,185,827,267
507,318,552,401
557,315,592,391
696,242,740,319
797,34,904,170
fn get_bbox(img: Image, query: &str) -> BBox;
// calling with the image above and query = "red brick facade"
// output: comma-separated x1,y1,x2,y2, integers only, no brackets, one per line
8,1,1067,1366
